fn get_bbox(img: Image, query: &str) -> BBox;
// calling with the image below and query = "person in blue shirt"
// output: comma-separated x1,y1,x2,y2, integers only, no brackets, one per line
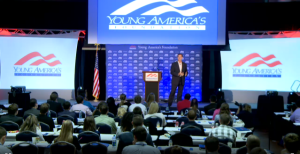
77,87,95,112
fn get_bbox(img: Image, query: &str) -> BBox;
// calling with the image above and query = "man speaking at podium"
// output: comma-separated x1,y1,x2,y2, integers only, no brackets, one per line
168,54,188,107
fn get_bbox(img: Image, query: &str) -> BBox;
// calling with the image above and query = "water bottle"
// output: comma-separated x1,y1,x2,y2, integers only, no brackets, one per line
233,118,237,123
156,121,160,128
181,111,183,116
166,106,169,112
112,135,117,148
168,139,173,146
47,111,51,118
79,111,82,118
181,121,184,127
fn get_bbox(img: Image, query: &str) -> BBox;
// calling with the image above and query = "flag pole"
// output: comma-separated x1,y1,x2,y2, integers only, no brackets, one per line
93,43,100,102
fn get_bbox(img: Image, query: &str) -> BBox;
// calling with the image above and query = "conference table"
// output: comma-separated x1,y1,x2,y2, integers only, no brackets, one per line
161,110,236,115
166,119,245,128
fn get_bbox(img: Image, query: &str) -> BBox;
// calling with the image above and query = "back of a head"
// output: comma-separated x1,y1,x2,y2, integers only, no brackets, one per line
8,103,18,115
63,101,71,110
50,93,58,101
133,126,147,142
30,98,37,108
133,106,142,115
187,110,196,120
40,103,49,114
220,103,230,115
132,114,144,127
77,87,85,98
146,93,155,106
76,95,84,104
100,104,109,114
134,95,142,104
190,98,199,110
120,94,127,106
148,102,159,114
184,93,191,100
117,107,127,117
0,126,7,140
171,145,183,154
106,97,115,106
120,112,134,131
243,104,252,113
247,135,260,152
56,120,73,143
219,113,231,125
284,133,299,153
20,115,38,132
249,147,267,154
210,95,217,102
205,136,219,153
83,116,96,132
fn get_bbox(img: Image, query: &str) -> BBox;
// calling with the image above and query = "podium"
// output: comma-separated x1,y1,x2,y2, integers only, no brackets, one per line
142,71,162,102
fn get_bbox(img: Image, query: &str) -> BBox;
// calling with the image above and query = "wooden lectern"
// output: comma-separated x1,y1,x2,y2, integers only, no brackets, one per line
142,71,162,102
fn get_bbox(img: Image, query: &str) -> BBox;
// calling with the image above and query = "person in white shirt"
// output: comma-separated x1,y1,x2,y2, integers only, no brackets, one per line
20,115,45,141
129,95,147,115
144,102,166,126
0,126,12,154
70,95,93,116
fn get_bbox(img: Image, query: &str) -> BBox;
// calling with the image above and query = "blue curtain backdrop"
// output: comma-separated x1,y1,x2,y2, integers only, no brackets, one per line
106,45,203,101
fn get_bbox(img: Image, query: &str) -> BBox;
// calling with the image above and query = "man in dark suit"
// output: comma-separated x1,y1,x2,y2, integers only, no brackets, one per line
117,115,154,154
58,101,78,125
24,98,40,116
0,103,23,127
181,110,205,136
168,53,188,107
47,91,66,107
204,95,218,115
37,103,55,131
47,93,64,114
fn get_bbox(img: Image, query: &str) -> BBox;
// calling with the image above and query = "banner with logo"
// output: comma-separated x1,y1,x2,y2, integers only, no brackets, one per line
221,38,300,92
0,36,78,89
106,45,203,101
88,0,226,45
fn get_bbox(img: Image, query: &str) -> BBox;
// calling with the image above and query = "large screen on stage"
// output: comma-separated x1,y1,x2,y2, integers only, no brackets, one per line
88,0,226,45
0,36,78,89
106,45,203,100
221,38,300,92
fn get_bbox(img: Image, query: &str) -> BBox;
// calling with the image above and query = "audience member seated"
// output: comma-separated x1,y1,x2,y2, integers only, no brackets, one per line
144,93,156,108
214,103,234,125
0,126,12,154
107,97,118,116
190,98,202,118
212,100,226,120
204,95,217,115
205,136,219,154
79,116,100,134
93,102,106,116
77,87,95,112
116,112,134,137
117,94,131,111
53,120,81,151
58,101,78,125
47,91,66,106
20,115,45,141
114,107,126,126
210,114,236,142
122,126,160,154
129,95,147,115
177,93,191,112
0,103,23,127
281,133,300,154
47,92,64,114
133,107,143,117
290,100,300,123
94,104,117,133
144,102,166,126
181,110,205,136
24,98,40,116
70,95,93,116
236,104,254,129
170,145,185,154
249,147,267,154
237,135,260,154
37,103,55,131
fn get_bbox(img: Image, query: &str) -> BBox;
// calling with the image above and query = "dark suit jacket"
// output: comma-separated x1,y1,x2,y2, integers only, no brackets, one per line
181,121,205,136
47,97,66,106
170,61,188,85
204,103,217,115
37,114,55,131
47,100,64,113
0,114,23,127
24,108,40,117
116,131,154,154
58,110,78,125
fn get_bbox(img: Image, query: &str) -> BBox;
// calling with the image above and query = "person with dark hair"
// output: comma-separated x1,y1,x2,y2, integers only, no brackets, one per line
177,93,191,112
116,112,134,137
249,147,267,154
210,114,236,141
58,101,78,125
290,100,300,123
47,92,64,113
170,145,183,154
107,97,118,116
37,103,55,131
80,116,100,134
0,103,23,127
246,135,260,153
181,110,205,136
0,126,12,154
77,87,95,112
144,93,156,108
168,53,188,107
204,95,217,115
190,98,202,118
214,103,234,125
281,133,300,154
24,98,40,116
236,103,254,129
133,107,143,115
94,104,117,133
117,94,131,111
70,95,93,116
129,95,147,115
205,136,219,154
93,101,106,116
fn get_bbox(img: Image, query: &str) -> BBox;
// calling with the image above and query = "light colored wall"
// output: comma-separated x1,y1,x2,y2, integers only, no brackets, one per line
0,89,75,100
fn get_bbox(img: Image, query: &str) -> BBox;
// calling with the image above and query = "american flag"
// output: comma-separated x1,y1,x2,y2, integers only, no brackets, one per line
93,51,100,99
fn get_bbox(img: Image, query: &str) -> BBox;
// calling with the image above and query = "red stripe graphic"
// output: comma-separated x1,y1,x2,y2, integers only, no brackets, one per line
15,52,61,66
249,60,282,67
30,59,62,66
234,53,277,67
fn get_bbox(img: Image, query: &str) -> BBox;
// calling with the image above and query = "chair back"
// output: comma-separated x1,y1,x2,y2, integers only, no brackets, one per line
39,122,50,131
145,116,162,127
216,136,235,146
82,142,108,154
11,142,38,154
170,133,193,146
165,146,190,154
16,131,39,141
181,126,204,136
108,112,115,118
207,108,216,115
219,143,232,154
179,108,190,115
236,146,247,154
114,117,122,126
57,115,75,125
74,110,86,118
0,121,19,131
176,117,189,127
50,110,57,118
96,123,112,134
50,141,76,154
78,131,100,143
23,114,36,120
